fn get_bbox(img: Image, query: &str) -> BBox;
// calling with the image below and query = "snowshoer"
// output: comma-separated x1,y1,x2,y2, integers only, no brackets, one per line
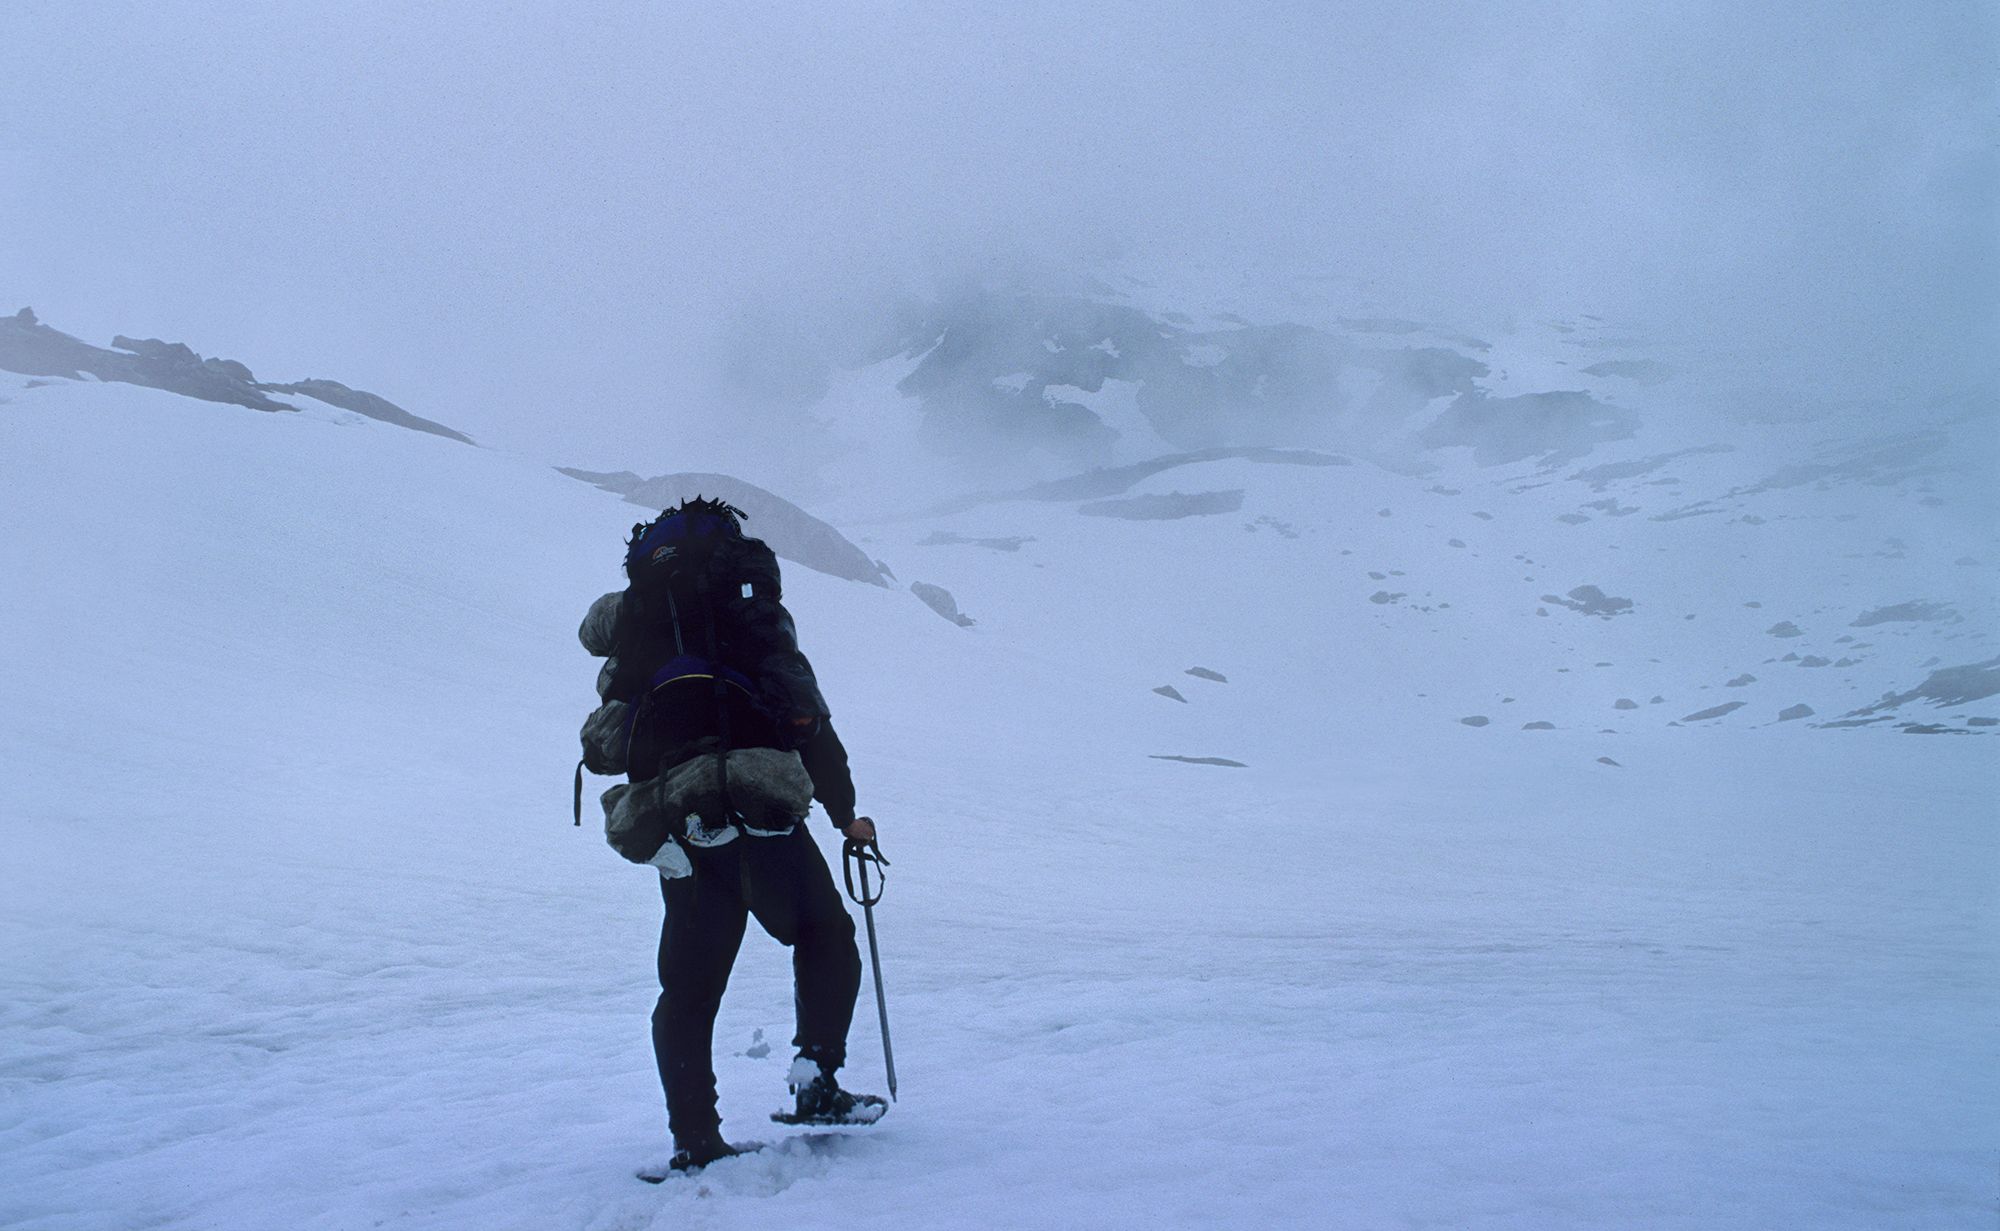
577,497,886,1172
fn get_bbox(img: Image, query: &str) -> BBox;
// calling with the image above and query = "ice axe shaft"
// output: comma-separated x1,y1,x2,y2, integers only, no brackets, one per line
844,837,898,1101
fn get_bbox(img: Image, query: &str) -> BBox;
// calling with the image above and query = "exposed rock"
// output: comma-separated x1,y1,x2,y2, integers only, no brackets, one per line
1845,657,2000,717
1651,429,1954,522
1459,715,1490,727
1078,489,1244,520
1541,585,1634,618
1420,389,1638,468
1185,667,1228,683
910,581,975,627
1148,754,1247,767
1522,721,1556,730
1613,698,1638,710
1851,601,1960,627
1767,622,1804,638
878,286,1484,466
1681,701,1748,722
1725,674,1756,687
1152,685,1188,703
1567,444,1735,492
919,530,1034,552
1777,704,1815,722
1,306,476,441
1580,358,1674,385
263,378,473,444
926,446,1347,516
1596,756,1622,767
560,469,890,586
0,310,292,411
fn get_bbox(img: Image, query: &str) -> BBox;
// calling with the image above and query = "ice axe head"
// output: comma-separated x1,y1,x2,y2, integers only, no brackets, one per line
842,837,888,906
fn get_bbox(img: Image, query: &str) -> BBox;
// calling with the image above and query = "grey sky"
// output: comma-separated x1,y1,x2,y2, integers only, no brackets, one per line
2,1,1991,466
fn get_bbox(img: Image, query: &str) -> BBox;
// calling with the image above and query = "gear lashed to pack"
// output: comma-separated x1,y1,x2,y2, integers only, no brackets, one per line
574,496,848,865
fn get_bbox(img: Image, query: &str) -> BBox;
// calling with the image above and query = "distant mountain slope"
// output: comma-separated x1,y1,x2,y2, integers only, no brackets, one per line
0,306,474,444
718,278,1670,482
3,350,1992,1231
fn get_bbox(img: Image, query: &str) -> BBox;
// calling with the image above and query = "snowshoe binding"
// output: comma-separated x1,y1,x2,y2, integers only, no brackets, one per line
771,1057,888,1127
638,1129,760,1181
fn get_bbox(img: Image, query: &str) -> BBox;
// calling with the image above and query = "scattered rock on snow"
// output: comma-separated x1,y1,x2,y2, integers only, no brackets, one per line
1185,667,1228,682
1153,685,1188,703
1580,358,1674,385
1843,656,2000,717
1419,389,1637,467
1766,621,1804,638
919,530,1035,552
1460,715,1490,727
1777,704,1815,722
1725,674,1756,687
1851,600,1960,627
1078,490,1244,520
1613,698,1639,710
910,581,976,627
1681,701,1748,722
1542,585,1635,618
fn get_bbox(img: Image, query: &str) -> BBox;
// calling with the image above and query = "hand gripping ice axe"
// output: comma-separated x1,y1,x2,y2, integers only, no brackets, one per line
842,835,898,1101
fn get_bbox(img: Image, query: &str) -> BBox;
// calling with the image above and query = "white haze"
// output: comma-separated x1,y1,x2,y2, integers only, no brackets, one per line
0,0,1993,471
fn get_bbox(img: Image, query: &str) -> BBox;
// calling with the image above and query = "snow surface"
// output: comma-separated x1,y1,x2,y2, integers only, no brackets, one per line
2,377,1995,1229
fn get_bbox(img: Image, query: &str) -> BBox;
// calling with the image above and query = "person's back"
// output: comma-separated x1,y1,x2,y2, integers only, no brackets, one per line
576,496,885,1173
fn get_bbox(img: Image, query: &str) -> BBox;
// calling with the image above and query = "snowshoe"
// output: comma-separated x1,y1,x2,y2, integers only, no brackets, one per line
638,1130,760,1180
772,1058,887,1127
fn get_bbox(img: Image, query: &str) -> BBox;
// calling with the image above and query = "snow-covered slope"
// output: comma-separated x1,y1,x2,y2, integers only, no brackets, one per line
2,371,1994,1230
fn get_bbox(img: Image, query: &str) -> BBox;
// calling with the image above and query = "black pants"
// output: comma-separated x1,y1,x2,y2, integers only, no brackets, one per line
652,824,861,1144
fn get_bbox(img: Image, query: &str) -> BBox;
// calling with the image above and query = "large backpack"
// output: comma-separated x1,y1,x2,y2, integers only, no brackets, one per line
613,498,786,780
573,497,830,828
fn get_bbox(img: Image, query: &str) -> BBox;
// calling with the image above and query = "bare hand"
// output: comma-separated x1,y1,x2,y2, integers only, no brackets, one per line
842,816,876,843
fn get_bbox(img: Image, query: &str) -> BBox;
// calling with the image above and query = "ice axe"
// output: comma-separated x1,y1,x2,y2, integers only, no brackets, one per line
842,832,898,1101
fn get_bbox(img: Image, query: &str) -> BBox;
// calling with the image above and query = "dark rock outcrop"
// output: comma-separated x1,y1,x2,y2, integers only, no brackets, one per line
262,378,473,444
3,307,474,441
1541,585,1635,618
1077,490,1244,520
560,468,891,587
1420,390,1637,468
923,446,1347,517
1845,657,2000,717
910,581,975,626
860,287,1489,467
